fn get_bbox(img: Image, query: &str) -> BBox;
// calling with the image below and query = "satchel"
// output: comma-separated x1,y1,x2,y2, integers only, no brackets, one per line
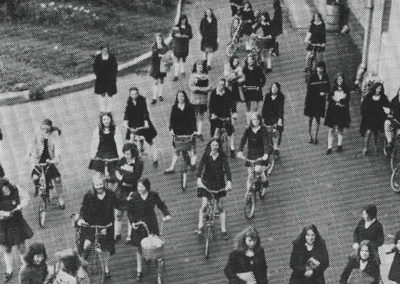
347,269,375,284
160,51,173,73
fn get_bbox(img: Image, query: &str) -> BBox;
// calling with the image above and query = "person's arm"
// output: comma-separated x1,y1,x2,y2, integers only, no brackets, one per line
90,128,99,159
209,91,217,117
224,251,246,284
289,243,306,276
93,56,100,76
79,194,90,223
339,257,355,284
111,55,118,78
114,126,124,158
259,248,268,282
278,94,285,121
313,241,329,275
262,127,271,155
321,23,326,45
374,222,384,247
199,18,205,37
353,220,361,244
19,266,33,284
196,153,206,178
154,192,170,217
187,25,193,40
239,129,248,152
189,105,198,133
50,131,61,164
141,98,150,122
127,199,136,224
223,155,232,182
259,70,266,88
169,107,175,132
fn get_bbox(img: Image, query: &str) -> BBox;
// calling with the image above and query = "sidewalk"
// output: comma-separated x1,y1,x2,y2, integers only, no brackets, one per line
0,0,397,283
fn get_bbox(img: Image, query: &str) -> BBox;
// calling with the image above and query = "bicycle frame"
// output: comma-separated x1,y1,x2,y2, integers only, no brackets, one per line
36,163,52,228
94,157,119,189
128,126,147,155
173,134,195,191
213,117,231,155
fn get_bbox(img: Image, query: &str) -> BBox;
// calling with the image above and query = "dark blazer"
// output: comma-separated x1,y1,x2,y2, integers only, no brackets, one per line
339,255,380,284
79,189,117,226
200,17,218,52
304,72,330,118
389,231,400,282
19,263,48,284
353,219,384,250
239,126,271,160
169,104,197,135
93,53,118,96
289,239,329,284
197,151,232,190
360,92,389,135
324,84,351,128
262,92,285,127
209,87,236,118
116,158,144,190
224,248,268,284
172,23,193,58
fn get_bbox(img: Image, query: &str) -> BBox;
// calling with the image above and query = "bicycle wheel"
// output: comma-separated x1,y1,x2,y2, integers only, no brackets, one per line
85,248,104,284
244,191,256,220
204,226,212,259
391,165,400,193
266,146,275,176
391,138,400,171
38,195,47,228
156,258,164,284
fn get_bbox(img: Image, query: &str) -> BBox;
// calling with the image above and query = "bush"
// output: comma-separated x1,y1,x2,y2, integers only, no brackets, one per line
29,87,45,101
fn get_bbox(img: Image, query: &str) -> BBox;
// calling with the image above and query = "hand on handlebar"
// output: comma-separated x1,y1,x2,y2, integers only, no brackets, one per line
100,228,107,236
162,215,172,222
262,154,269,161
236,151,245,159
211,114,218,120
77,219,89,227
197,178,205,189
225,181,232,191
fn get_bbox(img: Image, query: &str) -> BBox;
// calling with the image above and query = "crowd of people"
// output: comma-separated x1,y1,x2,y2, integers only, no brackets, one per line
0,0,399,283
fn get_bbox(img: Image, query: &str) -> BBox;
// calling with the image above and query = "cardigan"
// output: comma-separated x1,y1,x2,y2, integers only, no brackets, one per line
209,87,236,118
169,104,197,135
239,126,271,160
90,126,123,159
28,129,61,167
19,263,48,284
353,219,384,250
197,152,232,190
262,92,285,126
339,255,380,284
124,95,151,128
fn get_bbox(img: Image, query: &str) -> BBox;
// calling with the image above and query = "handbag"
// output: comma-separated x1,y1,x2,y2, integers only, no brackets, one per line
347,269,375,284
160,51,173,73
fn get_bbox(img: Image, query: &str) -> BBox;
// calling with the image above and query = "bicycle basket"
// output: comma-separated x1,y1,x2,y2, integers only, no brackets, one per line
141,234,165,260
174,136,193,152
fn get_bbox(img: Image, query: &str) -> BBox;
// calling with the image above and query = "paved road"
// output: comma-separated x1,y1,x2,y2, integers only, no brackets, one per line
0,0,399,283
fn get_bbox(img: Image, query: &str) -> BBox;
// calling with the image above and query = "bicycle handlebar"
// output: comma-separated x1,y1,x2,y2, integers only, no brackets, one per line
93,157,120,162
198,185,227,195
172,134,197,138
77,223,113,229
237,156,266,164
129,126,148,133
36,162,49,166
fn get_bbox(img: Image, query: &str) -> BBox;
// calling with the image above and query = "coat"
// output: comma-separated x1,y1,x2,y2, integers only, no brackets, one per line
262,92,285,129
389,231,400,282
169,104,197,135
324,84,351,128
19,263,48,284
304,72,330,118
28,129,61,168
197,151,232,192
150,42,169,79
272,2,283,36
200,17,218,52
93,54,118,96
172,23,193,59
360,93,389,135
339,255,380,284
289,239,329,284
90,126,123,159
353,219,384,253
224,248,268,284
127,191,170,247
242,65,266,102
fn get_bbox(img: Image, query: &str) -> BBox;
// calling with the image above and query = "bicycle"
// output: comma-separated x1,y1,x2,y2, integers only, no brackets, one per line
237,157,271,219
74,216,112,284
35,162,53,228
265,124,279,166
305,43,325,82
173,134,195,191
213,117,231,156
226,14,243,57
128,126,148,157
198,186,226,259
133,220,165,284
93,157,120,190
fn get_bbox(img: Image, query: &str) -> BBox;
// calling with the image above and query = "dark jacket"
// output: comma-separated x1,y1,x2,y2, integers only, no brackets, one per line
150,42,169,79
19,263,48,284
272,1,283,36
116,158,143,190
93,53,118,96
353,219,384,250
197,151,232,190
360,92,389,135
79,189,117,226
262,92,285,127
200,17,218,52
224,248,268,284
239,126,271,160
172,23,193,58
289,239,329,284
324,84,351,128
389,94,400,122
309,23,326,45
209,87,236,118
169,103,197,135
304,72,330,118
389,231,400,282
339,255,380,284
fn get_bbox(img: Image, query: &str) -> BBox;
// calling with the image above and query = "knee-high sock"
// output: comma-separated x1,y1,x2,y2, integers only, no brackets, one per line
338,132,343,146
220,211,226,233
207,53,213,67
4,252,12,274
328,129,334,149
152,85,158,100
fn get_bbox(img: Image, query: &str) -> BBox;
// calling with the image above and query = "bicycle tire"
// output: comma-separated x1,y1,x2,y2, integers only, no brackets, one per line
391,165,400,193
226,43,238,57
244,191,255,220
266,145,275,176
259,183,266,200
391,138,400,171
157,258,164,284
38,196,47,228
204,226,212,259
86,248,105,284
181,152,188,191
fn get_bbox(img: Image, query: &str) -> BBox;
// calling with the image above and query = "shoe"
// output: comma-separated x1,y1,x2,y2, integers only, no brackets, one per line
313,138,319,144
151,99,157,105
159,96,164,102
124,238,132,245
197,134,204,142
114,234,121,242
4,272,12,282
153,160,159,168
326,148,332,155
362,148,368,155
194,228,203,236
336,145,343,153
164,169,175,174
172,76,178,81
308,138,314,144
230,149,236,159
265,68,272,73
136,272,143,282
221,232,229,241
207,65,212,71
181,72,186,77
104,272,111,279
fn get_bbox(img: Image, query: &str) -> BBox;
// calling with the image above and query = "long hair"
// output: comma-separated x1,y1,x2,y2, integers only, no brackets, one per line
204,138,224,156
268,82,282,96
0,178,17,199
42,118,62,136
249,113,264,128
192,60,208,74
243,53,257,69
152,33,167,52
356,240,379,264
368,82,385,97
311,12,325,25
294,224,323,246
138,177,151,191
203,9,217,22
98,112,116,135
57,249,81,276
229,55,240,70
332,72,349,92
234,227,262,253
173,90,190,106
177,14,189,27
23,243,47,266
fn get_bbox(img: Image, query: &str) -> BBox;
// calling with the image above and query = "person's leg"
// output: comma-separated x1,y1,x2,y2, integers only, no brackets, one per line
189,149,197,167
305,50,312,71
32,173,40,197
114,209,123,239
197,112,204,137
337,127,344,150
266,49,272,71
384,120,394,154
197,197,208,232
106,95,113,113
102,250,110,274
228,134,235,151
99,94,107,112
245,101,252,124
136,250,143,275
246,167,253,195
125,222,132,242
173,56,180,79
152,81,158,102
82,239,93,260
2,245,13,275
148,141,158,163
53,177,65,208
363,130,371,154
218,199,227,235
179,58,185,76
206,52,213,68
165,152,179,172
308,117,313,142
158,80,164,100
16,243,25,265
327,127,334,150
314,117,321,143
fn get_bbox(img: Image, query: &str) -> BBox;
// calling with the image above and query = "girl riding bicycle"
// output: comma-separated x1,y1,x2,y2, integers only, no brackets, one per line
304,12,326,72
237,113,271,197
196,138,232,240
252,11,275,72
240,1,255,51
